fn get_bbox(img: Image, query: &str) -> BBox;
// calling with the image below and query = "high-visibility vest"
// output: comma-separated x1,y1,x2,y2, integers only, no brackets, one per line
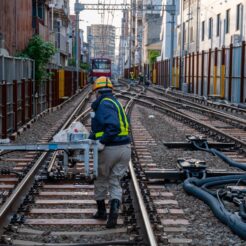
95,98,129,139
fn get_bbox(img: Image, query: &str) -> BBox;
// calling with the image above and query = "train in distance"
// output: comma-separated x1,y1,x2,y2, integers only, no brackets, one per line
89,58,112,83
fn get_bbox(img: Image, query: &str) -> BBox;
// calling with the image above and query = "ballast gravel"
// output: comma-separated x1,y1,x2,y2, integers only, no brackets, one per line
137,106,246,246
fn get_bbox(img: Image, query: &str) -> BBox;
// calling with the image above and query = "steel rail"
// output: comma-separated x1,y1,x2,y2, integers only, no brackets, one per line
0,90,93,232
141,93,246,127
151,86,246,114
118,93,246,148
148,87,246,124
139,97,246,147
124,95,158,246
128,161,158,246
0,152,46,231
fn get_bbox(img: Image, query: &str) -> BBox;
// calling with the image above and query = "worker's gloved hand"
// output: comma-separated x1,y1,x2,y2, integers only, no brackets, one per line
96,140,105,151
87,139,93,145
90,112,95,118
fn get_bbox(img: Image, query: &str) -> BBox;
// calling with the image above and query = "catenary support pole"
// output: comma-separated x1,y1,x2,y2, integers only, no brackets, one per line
169,0,175,87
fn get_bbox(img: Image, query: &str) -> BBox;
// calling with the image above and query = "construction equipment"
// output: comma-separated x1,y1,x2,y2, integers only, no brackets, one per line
0,134,98,178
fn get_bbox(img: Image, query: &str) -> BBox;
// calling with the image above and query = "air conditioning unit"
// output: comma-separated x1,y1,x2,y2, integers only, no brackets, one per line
231,34,241,46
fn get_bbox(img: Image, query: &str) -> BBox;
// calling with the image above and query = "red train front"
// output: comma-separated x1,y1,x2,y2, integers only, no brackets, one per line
90,58,112,82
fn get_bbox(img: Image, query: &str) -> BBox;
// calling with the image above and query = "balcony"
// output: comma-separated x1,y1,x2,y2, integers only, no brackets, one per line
33,17,49,41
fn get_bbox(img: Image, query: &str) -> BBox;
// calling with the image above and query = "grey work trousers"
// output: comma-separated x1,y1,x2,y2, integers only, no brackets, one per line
94,144,131,201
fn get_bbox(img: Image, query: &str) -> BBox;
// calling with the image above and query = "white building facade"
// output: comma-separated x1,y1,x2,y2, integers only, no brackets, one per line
176,0,246,55
160,0,180,60
87,24,116,61
199,0,246,51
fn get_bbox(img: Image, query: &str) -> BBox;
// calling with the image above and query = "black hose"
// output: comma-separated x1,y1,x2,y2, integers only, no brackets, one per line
210,148,246,171
201,179,245,189
195,174,246,186
239,203,246,220
183,177,246,239
0,150,16,157
191,141,246,171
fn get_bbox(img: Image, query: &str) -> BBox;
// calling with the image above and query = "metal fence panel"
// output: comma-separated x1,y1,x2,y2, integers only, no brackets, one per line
232,46,241,103
0,55,34,136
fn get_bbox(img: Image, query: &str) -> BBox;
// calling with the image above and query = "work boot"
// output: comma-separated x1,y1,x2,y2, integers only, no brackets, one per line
93,200,107,220
106,199,120,228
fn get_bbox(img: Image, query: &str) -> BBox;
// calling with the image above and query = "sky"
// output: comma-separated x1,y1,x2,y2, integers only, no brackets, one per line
69,0,129,53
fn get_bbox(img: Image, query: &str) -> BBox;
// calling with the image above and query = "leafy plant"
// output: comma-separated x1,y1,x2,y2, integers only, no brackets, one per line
68,58,76,66
80,62,90,71
149,50,160,66
19,35,56,82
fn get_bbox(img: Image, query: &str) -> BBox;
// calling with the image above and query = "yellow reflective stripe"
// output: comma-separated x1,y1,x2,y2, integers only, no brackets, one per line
97,82,109,85
96,130,128,138
96,132,104,138
117,100,129,131
95,98,129,139
102,98,129,135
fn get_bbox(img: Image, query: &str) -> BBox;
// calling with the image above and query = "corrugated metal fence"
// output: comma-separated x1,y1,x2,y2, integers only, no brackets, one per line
0,55,34,138
125,42,246,103
155,41,246,103
0,55,88,138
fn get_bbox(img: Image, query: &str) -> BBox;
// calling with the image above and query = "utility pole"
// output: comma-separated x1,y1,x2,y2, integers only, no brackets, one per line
129,0,132,78
74,0,84,91
179,0,184,90
169,0,175,87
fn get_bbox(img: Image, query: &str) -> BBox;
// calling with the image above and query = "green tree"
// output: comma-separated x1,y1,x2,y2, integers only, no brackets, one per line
19,35,56,82
149,50,160,66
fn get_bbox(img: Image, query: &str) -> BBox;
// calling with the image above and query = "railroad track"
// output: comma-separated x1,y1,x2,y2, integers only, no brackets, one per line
0,86,159,245
149,85,246,118
0,81,245,245
118,79,246,243
0,88,92,233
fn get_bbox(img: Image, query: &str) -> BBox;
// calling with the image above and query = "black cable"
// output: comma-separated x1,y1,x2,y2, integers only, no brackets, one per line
0,150,16,158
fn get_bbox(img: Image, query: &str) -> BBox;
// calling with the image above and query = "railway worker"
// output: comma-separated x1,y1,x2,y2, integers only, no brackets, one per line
89,76,131,228
130,71,134,81
138,72,144,85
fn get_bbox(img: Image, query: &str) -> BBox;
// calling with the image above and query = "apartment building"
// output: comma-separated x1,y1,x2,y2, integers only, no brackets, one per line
142,0,162,64
119,10,129,75
51,0,70,66
176,0,246,55
160,0,180,60
199,0,245,50
175,0,200,55
135,0,144,67
0,0,33,56
87,24,116,61
0,0,72,66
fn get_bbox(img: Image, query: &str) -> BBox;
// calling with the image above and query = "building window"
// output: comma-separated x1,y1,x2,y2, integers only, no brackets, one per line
226,9,230,33
216,14,220,37
201,21,205,41
183,22,186,44
190,26,194,42
208,18,213,39
236,4,241,31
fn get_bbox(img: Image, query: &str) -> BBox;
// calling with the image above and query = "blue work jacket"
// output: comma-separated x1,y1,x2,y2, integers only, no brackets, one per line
89,92,131,146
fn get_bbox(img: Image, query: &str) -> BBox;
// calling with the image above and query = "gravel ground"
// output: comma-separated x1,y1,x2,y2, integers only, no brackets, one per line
136,106,246,245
